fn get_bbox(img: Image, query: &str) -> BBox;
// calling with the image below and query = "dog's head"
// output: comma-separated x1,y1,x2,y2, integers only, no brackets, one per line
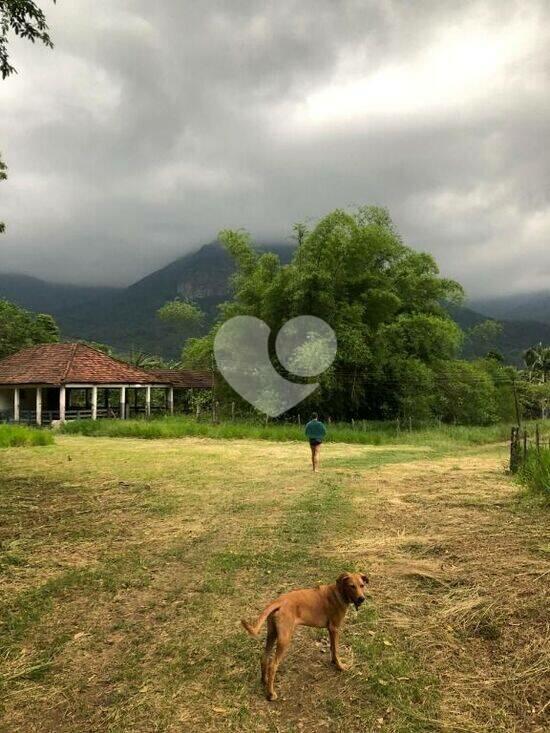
336,572,369,610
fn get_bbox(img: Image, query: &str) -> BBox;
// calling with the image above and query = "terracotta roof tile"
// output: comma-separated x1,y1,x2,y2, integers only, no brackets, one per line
148,369,212,389
0,343,169,385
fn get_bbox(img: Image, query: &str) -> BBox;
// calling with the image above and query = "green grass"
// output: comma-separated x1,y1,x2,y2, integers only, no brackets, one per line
60,414,547,448
1,434,547,732
518,447,550,504
0,424,54,447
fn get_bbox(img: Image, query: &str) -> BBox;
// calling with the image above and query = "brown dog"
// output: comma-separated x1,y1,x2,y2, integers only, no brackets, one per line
241,572,369,700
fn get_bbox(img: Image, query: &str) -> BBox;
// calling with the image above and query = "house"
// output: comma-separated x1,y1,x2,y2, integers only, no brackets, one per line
0,343,211,425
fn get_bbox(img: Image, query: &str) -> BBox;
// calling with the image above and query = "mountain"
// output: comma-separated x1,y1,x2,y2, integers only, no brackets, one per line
0,273,120,315
469,291,550,325
447,303,550,364
52,242,294,358
2,245,550,363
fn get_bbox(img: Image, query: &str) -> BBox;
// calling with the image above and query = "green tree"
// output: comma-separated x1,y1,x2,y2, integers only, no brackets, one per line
1,0,56,79
185,206,466,420
433,360,498,425
0,299,59,358
2,2,56,234
523,343,550,383
466,319,503,358
157,298,204,326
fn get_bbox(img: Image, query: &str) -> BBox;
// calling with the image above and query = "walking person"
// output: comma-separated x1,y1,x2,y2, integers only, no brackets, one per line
305,413,326,472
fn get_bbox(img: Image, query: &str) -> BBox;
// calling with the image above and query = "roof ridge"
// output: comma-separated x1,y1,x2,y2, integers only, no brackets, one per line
74,342,166,381
61,342,79,383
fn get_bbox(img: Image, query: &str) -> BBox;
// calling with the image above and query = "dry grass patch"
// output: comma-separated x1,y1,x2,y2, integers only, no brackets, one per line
346,453,549,733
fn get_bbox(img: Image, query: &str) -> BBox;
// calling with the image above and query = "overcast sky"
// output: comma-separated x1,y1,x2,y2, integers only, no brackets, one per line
1,0,549,296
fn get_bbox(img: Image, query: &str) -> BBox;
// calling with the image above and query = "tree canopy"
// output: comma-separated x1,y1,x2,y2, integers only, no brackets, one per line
0,299,59,359
1,0,56,79
183,206,484,421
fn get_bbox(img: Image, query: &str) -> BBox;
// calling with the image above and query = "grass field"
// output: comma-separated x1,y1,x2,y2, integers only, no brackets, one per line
60,415,548,448
1,435,548,732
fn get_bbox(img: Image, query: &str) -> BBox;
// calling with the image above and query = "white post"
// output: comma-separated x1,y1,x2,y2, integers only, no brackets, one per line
59,385,66,423
13,387,20,422
91,386,98,420
36,387,42,426
120,386,126,420
145,386,151,418
168,387,174,416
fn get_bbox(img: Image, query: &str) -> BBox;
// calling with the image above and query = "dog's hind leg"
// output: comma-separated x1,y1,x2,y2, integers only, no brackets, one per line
265,616,294,701
261,614,277,687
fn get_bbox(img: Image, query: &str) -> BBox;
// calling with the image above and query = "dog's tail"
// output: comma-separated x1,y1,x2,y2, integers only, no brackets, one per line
241,600,281,637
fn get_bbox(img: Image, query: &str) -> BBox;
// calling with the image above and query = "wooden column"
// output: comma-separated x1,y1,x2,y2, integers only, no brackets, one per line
59,385,66,423
145,386,151,418
13,387,20,422
120,386,126,420
91,386,98,420
168,387,174,416
36,387,42,426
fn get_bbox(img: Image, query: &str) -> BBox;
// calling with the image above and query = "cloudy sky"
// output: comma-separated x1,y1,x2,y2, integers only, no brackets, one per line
1,0,549,296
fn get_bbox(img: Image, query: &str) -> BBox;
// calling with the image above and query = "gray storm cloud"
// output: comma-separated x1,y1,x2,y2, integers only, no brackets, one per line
0,0,549,295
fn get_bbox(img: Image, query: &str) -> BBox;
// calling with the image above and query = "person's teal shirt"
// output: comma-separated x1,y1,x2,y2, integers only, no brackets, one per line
305,419,327,441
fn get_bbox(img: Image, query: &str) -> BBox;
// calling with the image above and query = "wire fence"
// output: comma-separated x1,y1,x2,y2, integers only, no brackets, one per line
509,424,550,473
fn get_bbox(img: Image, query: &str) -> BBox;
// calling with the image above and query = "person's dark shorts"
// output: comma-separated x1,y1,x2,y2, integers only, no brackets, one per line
309,439,322,447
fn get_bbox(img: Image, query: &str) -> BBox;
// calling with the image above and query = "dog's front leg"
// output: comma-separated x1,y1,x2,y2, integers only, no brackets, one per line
328,623,346,671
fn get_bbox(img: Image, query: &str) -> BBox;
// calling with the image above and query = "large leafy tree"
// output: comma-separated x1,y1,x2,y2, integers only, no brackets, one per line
184,206,466,420
1,2,56,231
1,0,56,79
0,299,59,359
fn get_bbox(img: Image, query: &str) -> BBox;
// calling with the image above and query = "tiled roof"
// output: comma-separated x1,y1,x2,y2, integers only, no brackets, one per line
0,343,170,385
148,369,212,389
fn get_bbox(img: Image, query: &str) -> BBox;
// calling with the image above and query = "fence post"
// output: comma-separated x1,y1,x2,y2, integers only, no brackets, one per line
509,426,520,473
231,401,235,421
351,418,355,430
535,424,540,454
297,413,301,426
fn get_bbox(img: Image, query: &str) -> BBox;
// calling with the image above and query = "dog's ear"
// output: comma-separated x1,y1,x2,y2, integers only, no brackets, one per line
336,572,350,597
360,574,369,584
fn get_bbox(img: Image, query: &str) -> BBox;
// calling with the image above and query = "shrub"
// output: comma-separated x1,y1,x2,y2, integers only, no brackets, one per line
517,447,550,504
0,425,54,448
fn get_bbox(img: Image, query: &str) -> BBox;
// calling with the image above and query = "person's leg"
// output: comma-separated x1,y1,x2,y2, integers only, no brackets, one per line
310,442,316,471
313,443,321,471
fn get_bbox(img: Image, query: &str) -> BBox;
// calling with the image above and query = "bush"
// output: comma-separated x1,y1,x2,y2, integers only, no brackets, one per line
433,360,498,425
0,425,54,448
517,448,550,504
